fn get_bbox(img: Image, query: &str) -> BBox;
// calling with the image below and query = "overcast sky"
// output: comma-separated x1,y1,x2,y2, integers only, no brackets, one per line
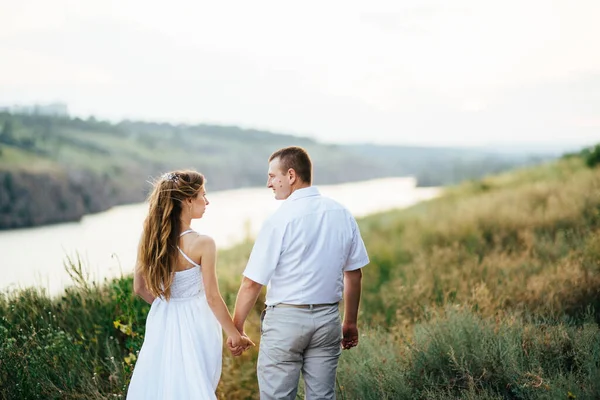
0,0,598,148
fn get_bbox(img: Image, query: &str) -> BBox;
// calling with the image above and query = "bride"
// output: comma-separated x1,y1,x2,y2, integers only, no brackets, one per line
127,170,254,399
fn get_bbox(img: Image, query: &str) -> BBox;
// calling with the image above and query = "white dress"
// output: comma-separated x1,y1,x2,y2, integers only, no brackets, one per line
127,231,222,399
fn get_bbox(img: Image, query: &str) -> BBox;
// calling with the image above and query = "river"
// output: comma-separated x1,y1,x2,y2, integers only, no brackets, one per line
0,177,440,295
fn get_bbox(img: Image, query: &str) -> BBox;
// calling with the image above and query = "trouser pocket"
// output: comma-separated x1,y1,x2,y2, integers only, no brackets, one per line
260,308,267,334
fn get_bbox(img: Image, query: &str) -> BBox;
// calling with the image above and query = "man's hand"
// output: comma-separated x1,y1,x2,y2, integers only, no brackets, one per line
342,322,359,350
342,269,362,350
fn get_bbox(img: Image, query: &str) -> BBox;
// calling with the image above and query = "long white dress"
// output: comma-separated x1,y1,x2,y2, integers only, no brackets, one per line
127,233,222,399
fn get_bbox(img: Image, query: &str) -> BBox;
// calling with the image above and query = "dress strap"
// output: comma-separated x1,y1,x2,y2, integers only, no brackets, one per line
178,229,201,267
177,247,201,268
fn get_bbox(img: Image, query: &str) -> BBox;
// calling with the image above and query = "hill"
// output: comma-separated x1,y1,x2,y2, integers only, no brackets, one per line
0,112,554,229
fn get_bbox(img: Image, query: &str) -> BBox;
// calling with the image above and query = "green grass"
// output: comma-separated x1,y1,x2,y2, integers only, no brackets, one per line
336,309,600,399
0,145,61,172
1,154,600,399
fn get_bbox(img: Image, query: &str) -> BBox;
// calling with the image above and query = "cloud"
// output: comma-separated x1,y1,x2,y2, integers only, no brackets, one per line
0,49,114,87
0,0,598,147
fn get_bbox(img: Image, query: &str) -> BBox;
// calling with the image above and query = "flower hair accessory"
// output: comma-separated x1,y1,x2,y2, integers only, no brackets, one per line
161,172,179,183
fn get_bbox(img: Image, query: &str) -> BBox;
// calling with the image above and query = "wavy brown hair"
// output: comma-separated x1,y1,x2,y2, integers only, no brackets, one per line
137,170,205,300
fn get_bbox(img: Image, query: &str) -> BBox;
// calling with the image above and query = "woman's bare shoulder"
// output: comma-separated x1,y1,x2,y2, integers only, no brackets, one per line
188,233,216,254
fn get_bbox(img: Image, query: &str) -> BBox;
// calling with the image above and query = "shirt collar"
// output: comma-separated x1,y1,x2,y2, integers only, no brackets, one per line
287,186,320,201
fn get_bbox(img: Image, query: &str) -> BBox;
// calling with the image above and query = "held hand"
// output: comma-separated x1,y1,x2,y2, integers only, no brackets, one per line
226,335,244,357
226,333,255,357
342,322,359,350
240,334,255,351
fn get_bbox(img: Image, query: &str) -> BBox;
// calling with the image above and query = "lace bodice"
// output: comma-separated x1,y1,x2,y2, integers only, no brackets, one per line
167,266,204,300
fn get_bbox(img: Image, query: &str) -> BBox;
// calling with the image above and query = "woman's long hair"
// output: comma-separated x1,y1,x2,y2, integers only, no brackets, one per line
137,170,205,300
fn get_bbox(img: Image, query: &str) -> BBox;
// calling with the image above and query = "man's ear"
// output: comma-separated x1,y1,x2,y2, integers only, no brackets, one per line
288,168,297,185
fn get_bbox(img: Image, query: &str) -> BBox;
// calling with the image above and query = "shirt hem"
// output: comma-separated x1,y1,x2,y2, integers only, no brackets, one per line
344,257,370,271
242,271,269,286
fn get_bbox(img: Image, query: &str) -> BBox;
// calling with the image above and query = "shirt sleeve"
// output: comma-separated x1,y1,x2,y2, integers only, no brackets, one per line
243,220,284,286
344,216,370,271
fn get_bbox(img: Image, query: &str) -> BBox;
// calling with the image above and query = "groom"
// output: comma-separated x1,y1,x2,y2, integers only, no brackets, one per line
231,146,369,400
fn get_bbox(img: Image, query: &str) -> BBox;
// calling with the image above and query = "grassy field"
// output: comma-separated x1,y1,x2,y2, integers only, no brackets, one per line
1,153,599,399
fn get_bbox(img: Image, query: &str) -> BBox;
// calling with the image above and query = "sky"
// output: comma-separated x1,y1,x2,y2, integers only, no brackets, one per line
0,0,599,148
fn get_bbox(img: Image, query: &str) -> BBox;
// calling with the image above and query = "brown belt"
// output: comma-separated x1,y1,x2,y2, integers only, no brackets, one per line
270,302,339,309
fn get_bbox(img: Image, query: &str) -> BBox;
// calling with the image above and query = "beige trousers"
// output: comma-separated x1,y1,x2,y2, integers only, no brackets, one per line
257,304,342,400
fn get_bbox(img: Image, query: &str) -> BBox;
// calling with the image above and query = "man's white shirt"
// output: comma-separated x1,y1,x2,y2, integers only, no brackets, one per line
243,186,369,306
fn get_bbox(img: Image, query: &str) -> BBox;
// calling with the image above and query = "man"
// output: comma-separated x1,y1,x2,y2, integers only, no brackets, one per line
231,146,369,400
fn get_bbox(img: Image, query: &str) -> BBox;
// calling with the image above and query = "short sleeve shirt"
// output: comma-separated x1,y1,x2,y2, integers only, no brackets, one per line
243,186,369,305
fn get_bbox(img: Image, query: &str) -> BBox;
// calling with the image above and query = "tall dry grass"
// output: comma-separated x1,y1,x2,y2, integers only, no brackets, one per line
1,155,599,399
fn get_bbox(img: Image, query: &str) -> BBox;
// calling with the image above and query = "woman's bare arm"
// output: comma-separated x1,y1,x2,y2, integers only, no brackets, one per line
196,235,254,348
133,264,155,304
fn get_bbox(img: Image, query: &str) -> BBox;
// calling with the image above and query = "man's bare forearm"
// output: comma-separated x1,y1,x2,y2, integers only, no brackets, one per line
343,269,362,324
233,277,263,332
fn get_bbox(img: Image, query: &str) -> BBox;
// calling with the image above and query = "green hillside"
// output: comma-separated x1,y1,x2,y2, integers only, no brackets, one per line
0,113,388,186
1,147,599,399
0,112,554,229
0,113,392,229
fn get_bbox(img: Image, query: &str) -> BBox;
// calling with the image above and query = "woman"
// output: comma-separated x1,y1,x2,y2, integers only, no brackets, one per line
127,170,253,399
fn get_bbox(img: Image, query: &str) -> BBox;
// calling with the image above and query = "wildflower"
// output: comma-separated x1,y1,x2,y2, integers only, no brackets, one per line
114,320,136,336
124,352,137,365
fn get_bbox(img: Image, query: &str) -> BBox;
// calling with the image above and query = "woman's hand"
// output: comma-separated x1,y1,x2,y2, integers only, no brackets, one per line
227,333,255,356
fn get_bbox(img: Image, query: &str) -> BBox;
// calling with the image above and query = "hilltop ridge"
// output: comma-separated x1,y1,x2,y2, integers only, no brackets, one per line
0,112,553,229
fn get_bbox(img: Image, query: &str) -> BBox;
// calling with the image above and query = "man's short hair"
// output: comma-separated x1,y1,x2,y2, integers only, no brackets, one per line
269,146,312,184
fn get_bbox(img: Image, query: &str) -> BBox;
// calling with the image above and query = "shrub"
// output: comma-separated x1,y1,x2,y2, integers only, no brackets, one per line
584,144,600,168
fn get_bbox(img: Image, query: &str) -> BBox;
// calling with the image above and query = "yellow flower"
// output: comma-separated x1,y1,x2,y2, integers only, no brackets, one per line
118,323,132,336
124,352,137,365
